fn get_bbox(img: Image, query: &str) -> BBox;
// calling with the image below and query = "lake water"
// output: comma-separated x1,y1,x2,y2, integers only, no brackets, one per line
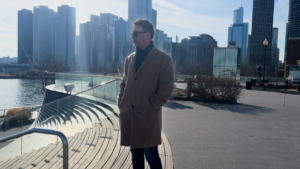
0,79,46,110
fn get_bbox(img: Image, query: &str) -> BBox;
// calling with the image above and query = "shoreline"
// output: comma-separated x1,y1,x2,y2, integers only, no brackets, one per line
0,76,54,79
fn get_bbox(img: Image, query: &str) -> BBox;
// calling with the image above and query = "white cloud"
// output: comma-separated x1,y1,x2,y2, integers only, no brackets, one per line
153,0,187,12
0,20,16,31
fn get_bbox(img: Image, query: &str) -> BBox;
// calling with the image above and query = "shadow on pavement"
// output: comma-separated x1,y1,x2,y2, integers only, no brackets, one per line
195,102,275,115
163,101,194,110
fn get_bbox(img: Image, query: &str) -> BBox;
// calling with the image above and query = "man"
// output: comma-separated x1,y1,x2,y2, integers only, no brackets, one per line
118,19,174,169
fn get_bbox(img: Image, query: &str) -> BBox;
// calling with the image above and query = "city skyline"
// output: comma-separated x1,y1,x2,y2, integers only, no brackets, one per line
0,0,289,62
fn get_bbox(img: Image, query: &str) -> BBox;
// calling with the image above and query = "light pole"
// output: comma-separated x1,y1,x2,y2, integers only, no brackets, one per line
262,38,268,90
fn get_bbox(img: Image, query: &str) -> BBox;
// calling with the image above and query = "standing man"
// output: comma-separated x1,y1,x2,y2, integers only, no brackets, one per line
118,19,174,169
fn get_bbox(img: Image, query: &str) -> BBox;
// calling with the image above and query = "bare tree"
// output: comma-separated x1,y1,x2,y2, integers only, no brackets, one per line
20,42,65,94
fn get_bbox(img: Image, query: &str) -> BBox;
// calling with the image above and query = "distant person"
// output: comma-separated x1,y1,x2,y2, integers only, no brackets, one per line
118,19,174,169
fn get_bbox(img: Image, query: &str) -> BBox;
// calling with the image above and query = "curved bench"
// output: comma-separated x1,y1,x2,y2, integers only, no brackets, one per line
0,88,174,169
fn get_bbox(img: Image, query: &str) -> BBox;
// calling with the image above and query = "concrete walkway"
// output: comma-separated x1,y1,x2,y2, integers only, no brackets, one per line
162,89,300,168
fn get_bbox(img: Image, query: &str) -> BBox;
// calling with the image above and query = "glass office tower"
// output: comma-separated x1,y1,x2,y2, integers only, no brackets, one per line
249,0,274,71
271,28,279,70
127,0,153,53
233,7,243,24
288,0,300,38
33,6,54,65
18,9,33,64
53,5,76,66
115,18,128,66
213,47,241,80
228,7,249,64
163,37,172,56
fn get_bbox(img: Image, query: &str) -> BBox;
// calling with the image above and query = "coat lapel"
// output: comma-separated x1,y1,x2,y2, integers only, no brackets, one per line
134,46,157,77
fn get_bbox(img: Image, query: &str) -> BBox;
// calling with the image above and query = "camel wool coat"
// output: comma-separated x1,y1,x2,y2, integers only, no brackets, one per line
118,46,174,148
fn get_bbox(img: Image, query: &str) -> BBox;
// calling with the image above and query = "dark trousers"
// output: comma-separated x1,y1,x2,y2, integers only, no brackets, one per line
130,146,162,169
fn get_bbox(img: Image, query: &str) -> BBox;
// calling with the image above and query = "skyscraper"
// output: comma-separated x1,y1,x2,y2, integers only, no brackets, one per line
163,37,172,56
188,36,200,66
33,6,55,65
115,18,128,67
199,34,218,74
127,0,153,53
271,28,279,70
233,7,243,24
288,0,300,38
286,0,300,70
228,6,249,63
249,0,274,72
78,14,118,71
154,29,164,50
152,9,157,30
179,38,189,67
284,22,288,61
187,34,217,74
100,13,117,64
18,9,33,64
53,5,76,66
75,35,79,65
100,13,118,25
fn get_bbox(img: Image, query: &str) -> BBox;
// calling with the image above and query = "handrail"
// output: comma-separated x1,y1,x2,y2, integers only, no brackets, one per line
0,79,117,124
0,128,68,169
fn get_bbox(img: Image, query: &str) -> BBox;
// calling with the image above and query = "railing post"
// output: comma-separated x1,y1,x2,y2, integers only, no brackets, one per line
0,128,68,169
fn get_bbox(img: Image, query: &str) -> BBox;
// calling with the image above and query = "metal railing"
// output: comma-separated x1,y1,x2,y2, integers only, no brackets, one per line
0,128,68,169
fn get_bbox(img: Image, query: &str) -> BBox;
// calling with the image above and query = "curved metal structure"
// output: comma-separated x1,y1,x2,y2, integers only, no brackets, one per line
0,128,68,169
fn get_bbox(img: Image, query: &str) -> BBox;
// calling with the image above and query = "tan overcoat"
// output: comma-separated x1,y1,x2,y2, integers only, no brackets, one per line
118,46,174,148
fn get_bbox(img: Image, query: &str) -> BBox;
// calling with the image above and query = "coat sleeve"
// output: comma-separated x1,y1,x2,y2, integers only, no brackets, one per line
150,55,174,110
118,57,127,106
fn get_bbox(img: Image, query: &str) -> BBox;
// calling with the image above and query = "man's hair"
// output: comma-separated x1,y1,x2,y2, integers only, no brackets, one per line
132,19,154,39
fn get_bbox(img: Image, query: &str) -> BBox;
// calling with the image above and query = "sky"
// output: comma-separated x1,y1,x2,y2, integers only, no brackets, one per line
0,0,289,61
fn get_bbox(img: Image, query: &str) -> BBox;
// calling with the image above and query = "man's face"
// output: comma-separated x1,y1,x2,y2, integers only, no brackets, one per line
131,25,146,48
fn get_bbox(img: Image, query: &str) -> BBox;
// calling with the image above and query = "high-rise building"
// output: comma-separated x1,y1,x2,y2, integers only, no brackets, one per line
78,14,117,71
115,17,128,67
33,6,55,65
199,34,218,74
75,35,79,65
127,0,153,53
163,37,172,56
154,29,164,50
271,28,279,70
288,0,300,38
284,22,288,61
188,36,199,66
172,42,180,73
100,13,118,26
78,22,92,69
152,9,157,30
249,0,274,72
100,13,117,64
234,7,243,24
179,38,189,67
53,5,76,66
228,6,248,63
286,0,300,71
18,9,33,64
187,34,218,74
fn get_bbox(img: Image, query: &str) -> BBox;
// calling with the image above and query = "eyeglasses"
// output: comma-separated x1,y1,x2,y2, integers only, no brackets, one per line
131,31,147,37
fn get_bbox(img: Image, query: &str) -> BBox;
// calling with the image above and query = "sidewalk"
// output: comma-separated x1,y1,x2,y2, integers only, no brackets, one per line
162,89,300,168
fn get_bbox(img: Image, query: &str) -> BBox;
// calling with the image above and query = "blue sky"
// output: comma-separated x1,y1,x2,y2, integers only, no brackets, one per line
0,0,288,61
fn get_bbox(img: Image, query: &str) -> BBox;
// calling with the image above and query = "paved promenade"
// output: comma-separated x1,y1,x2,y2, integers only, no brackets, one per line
162,89,300,168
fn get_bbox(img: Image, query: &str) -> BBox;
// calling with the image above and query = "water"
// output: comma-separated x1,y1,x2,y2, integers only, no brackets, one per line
0,79,45,110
